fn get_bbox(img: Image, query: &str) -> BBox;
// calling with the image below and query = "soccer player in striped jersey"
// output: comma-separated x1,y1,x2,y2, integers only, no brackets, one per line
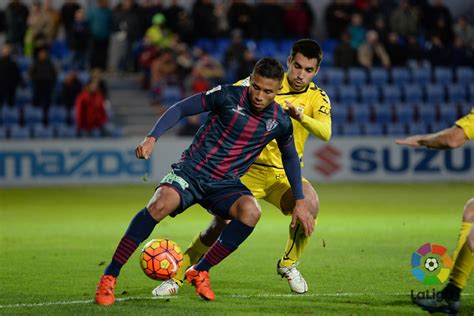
95,57,312,304
153,39,331,296
396,108,473,314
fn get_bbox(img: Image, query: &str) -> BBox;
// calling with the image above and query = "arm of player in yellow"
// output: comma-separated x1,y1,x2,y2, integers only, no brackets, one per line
299,100,332,141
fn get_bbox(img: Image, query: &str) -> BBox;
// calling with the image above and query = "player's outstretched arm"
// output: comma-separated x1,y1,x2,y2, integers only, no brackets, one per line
395,126,468,149
135,136,156,160
147,93,206,141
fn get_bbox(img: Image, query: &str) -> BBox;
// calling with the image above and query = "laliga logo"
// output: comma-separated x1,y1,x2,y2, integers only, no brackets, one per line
314,145,341,177
411,243,453,285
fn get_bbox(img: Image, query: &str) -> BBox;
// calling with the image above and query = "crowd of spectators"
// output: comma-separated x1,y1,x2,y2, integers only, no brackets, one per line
0,0,472,138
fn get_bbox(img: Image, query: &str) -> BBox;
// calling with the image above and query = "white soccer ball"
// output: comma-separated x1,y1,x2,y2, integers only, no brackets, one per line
424,257,439,272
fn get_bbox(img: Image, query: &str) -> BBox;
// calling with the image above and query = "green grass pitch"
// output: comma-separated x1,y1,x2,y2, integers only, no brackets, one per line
1,183,473,315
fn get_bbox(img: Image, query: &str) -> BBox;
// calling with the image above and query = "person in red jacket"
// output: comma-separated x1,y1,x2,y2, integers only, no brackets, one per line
75,78,107,136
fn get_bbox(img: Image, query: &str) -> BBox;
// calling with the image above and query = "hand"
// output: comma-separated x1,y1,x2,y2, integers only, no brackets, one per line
290,199,314,237
135,136,156,159
283,100,304,122
395,135,425,147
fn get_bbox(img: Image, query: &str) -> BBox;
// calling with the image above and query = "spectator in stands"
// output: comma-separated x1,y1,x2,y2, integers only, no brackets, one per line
454,16,474,47
5,0,29,55
425,0,452,36
405,35,427,66
191,0,217,38
358,30,390,69
169,5,194,44
284,0,314,38
390,0,419,39
254,0,285,38
25,0,58,56
29,48,57,122
223,29,246,82
372,14,388,46
214,2,229,37
193,47,224,86
42,0,60,42
70,8,89,70
91,68,109,99
333,31,358,68
58,71,82,110
164,0,186,36
141,0,164,32
385,32,407,67
145,13,173,49
426,35,451,66
0,45,22,107
60,0,81,49
451,36,473,67
429,16,454,46
227,0,254,38
324,0,355,39
236,48,256,79
348,12,366,49
87,0,113,70
112,0,144,72
75,78,108,137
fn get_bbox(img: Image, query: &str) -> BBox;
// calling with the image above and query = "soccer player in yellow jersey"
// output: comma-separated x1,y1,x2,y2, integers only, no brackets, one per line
152,39,331,296
396,108,474,314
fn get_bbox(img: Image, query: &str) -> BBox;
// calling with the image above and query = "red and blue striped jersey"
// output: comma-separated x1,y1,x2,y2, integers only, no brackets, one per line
180,84,294,180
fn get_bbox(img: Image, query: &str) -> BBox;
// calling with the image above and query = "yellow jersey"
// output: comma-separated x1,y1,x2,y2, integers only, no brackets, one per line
455,107,474,140
236,74,332,168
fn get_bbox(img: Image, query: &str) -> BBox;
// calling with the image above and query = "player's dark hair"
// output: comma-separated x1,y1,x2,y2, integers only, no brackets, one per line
290,39,323,68
252,57,284,82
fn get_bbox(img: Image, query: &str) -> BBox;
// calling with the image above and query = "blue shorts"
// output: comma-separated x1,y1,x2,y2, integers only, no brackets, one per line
158,163,253,219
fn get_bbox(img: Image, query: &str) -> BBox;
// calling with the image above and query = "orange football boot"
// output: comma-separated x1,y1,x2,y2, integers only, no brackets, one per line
95,275,116,305
185,266,215,301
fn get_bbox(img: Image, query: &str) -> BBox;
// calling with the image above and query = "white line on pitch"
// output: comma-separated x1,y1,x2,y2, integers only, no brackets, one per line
0,292,472,308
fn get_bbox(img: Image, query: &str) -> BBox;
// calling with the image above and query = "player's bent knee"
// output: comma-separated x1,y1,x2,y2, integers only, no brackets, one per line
232,196,261,226
462,198,474,222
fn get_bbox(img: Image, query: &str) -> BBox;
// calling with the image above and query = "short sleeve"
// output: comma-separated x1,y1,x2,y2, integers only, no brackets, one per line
455,108,474,139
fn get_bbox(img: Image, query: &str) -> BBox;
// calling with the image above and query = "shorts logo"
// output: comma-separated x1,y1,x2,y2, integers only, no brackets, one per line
265,119,278,131
160,171,189,190
411,243,454,285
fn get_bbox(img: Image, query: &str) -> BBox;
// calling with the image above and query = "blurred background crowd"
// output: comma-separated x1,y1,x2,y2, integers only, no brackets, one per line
0,0,472,138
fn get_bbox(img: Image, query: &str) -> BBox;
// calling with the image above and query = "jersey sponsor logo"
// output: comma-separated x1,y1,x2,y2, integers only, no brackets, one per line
205,85,222,95
160,170,189,190
318,105,330,115
232,105,246,116
265,119,278,131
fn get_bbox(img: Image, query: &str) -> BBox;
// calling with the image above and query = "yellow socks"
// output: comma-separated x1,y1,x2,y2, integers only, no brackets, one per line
452,222,472,261
279,219,316,268
449,241,474,289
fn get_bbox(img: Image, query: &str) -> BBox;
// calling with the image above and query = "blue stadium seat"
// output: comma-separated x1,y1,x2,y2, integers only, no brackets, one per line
434,67,453,86
331,106,348,124
50,40,69,61
407,123,429,134
23,105,43,126
412,67,431,86
32,124,54,139
215,38,231,56
332,123,344,137
430,121,450,133
369,68,389,86
425,84,445,103
460,104,472,116
439,104,457,124
320,85,336,102
0,126,6,139
256,39,278,58
78,71,91,85
456,67,473,86
195,38,215,52
403,84,423,103
386,122,406,136
162,86,183,106
16,88,32,106
339,85,358,103
373,104,392,124
16,56,32,73
9,125,30,139
418,104,437,123
56,125,76,138
391,67,410,86
325,68,345,86
395,105,415,124
364,123,383,136
382,85,402,104
1,106,20,127
321,39,339,55
447,84,467,103
468,83,474,102
351,104,371,123
279,39,295,55
48,106,68,127
348,68,367,87
343,123,362,136
360,85,380,104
